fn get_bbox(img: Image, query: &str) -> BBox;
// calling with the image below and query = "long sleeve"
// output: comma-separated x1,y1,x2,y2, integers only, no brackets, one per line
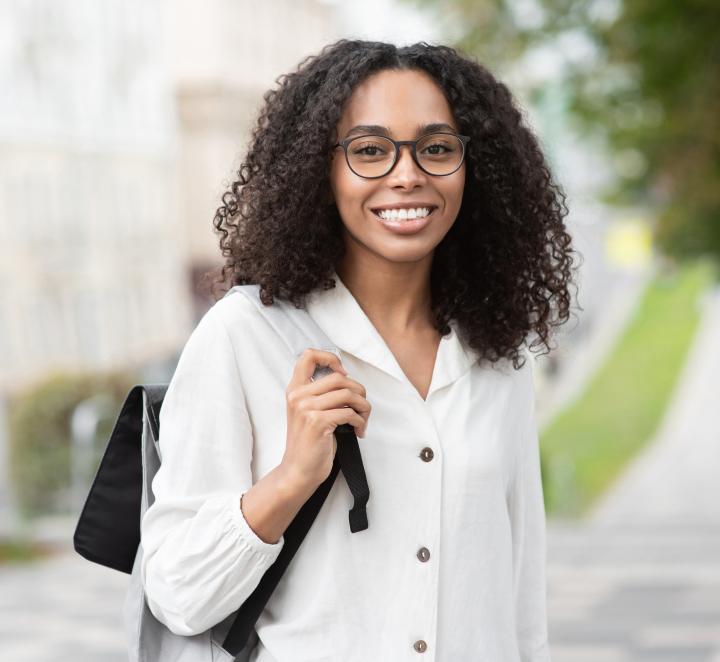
140,304,285,637
507,357,552,661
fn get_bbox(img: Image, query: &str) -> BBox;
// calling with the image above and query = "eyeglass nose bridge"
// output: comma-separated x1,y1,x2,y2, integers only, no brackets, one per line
386,140,424,177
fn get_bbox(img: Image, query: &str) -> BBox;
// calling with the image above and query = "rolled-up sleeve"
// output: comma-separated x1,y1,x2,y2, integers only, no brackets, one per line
140,305,284,636
507,358,552,661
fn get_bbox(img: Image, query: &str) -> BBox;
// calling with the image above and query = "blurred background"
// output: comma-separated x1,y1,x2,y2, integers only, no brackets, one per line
1,0,718,660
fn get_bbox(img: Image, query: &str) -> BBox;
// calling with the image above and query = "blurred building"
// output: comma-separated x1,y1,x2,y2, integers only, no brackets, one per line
0,0,341,394
0,1,184,393
169,0,341,318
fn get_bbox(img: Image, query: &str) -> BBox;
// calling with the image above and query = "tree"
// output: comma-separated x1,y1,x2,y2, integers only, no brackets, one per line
406,0,720,264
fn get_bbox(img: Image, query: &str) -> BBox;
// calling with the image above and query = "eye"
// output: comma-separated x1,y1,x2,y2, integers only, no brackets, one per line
421,142,452,155
351,141,389,157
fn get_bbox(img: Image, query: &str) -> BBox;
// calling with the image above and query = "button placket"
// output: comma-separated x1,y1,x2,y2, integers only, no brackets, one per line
410,421,440,660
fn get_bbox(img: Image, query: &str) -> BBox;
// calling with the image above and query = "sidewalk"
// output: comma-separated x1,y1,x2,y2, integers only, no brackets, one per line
4,519,718,661
0,535,129,662
547,282,720,661
547,521,720,662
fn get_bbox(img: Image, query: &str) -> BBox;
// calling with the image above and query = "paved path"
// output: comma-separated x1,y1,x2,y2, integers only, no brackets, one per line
547,522,720,662
2,523,718,661
548,282,720,662
0,546,129,662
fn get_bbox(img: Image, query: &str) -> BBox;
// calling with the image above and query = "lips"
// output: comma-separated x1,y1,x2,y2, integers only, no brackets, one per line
372,208,435,235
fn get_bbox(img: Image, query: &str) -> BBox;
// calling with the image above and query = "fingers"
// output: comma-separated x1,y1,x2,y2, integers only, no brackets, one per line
286,348,371,439
329,405,368,438
310,388,372,432
289,348,347,390
303,370,366,398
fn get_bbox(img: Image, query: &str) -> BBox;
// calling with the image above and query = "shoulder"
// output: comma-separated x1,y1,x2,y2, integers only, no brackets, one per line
475,348,537,421
197,286,287,356
205,286,267,331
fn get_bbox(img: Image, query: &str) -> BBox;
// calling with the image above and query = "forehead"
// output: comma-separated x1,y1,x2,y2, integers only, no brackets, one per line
336,69,458,137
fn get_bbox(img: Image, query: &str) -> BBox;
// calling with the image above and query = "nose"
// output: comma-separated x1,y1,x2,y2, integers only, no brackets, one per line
387,144,426,186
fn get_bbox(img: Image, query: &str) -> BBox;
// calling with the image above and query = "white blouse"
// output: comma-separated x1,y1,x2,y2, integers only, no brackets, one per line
140,270,552,662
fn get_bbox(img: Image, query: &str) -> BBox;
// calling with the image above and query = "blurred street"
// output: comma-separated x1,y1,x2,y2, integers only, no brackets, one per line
0,547,129,662
548,283,720,661
548,522,720,662
2,521,719,661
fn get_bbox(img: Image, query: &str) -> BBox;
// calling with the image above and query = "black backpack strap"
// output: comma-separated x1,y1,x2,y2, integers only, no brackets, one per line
222,452,343,654
219,359,369,656
335,424,370,533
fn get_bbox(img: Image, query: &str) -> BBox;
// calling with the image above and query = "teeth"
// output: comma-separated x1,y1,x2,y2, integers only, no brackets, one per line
376,207,433,220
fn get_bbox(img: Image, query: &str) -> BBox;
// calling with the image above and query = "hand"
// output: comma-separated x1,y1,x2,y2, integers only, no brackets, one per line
280,348,371,490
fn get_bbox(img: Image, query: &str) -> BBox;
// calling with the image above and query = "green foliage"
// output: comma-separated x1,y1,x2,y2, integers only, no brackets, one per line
403,0,720,264
8,370,139,519
539,257,718,515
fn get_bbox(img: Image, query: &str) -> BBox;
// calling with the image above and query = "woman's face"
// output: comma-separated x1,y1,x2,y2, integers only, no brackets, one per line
329,68,466,269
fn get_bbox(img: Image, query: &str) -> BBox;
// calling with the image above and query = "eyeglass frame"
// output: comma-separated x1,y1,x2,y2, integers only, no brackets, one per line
331,131,471,179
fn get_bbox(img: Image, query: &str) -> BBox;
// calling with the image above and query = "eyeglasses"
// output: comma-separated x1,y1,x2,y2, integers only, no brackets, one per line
332,132,471,179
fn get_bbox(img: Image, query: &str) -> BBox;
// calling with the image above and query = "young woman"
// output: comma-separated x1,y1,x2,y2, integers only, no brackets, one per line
141,39,577,661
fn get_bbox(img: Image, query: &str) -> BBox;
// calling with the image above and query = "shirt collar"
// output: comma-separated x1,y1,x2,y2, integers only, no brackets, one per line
305,269,479,399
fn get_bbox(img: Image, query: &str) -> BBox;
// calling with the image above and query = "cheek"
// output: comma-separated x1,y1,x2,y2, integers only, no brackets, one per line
330,163,374,216
443,170,466,210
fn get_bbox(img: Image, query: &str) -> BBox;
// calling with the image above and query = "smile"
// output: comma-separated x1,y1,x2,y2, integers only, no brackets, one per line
370,205,437,235
370,206,437,221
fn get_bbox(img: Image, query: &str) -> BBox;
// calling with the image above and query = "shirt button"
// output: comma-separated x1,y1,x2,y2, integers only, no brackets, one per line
413,639,428,653
417,547,430,562
419,447,434,462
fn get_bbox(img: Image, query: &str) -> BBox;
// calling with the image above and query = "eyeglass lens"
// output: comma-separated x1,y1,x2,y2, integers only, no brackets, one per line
346,133,464,177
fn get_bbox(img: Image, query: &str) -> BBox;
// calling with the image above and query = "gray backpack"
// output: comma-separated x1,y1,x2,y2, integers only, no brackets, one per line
74,284,370,661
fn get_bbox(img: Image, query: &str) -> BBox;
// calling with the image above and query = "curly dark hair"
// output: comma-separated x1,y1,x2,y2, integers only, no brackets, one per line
203,39,581,370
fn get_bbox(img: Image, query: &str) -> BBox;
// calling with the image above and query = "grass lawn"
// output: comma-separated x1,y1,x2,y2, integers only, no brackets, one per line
540,257,719,516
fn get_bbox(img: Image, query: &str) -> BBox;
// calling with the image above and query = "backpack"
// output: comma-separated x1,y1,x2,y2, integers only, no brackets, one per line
73,284,371,661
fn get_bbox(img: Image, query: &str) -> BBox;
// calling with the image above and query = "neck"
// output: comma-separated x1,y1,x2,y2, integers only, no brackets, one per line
335,256,435,334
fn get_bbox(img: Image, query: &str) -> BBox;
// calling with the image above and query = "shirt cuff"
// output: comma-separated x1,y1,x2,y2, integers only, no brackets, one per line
227,492,285,558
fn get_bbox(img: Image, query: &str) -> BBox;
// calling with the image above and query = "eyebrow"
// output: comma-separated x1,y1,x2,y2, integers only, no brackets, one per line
344,122,457,138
